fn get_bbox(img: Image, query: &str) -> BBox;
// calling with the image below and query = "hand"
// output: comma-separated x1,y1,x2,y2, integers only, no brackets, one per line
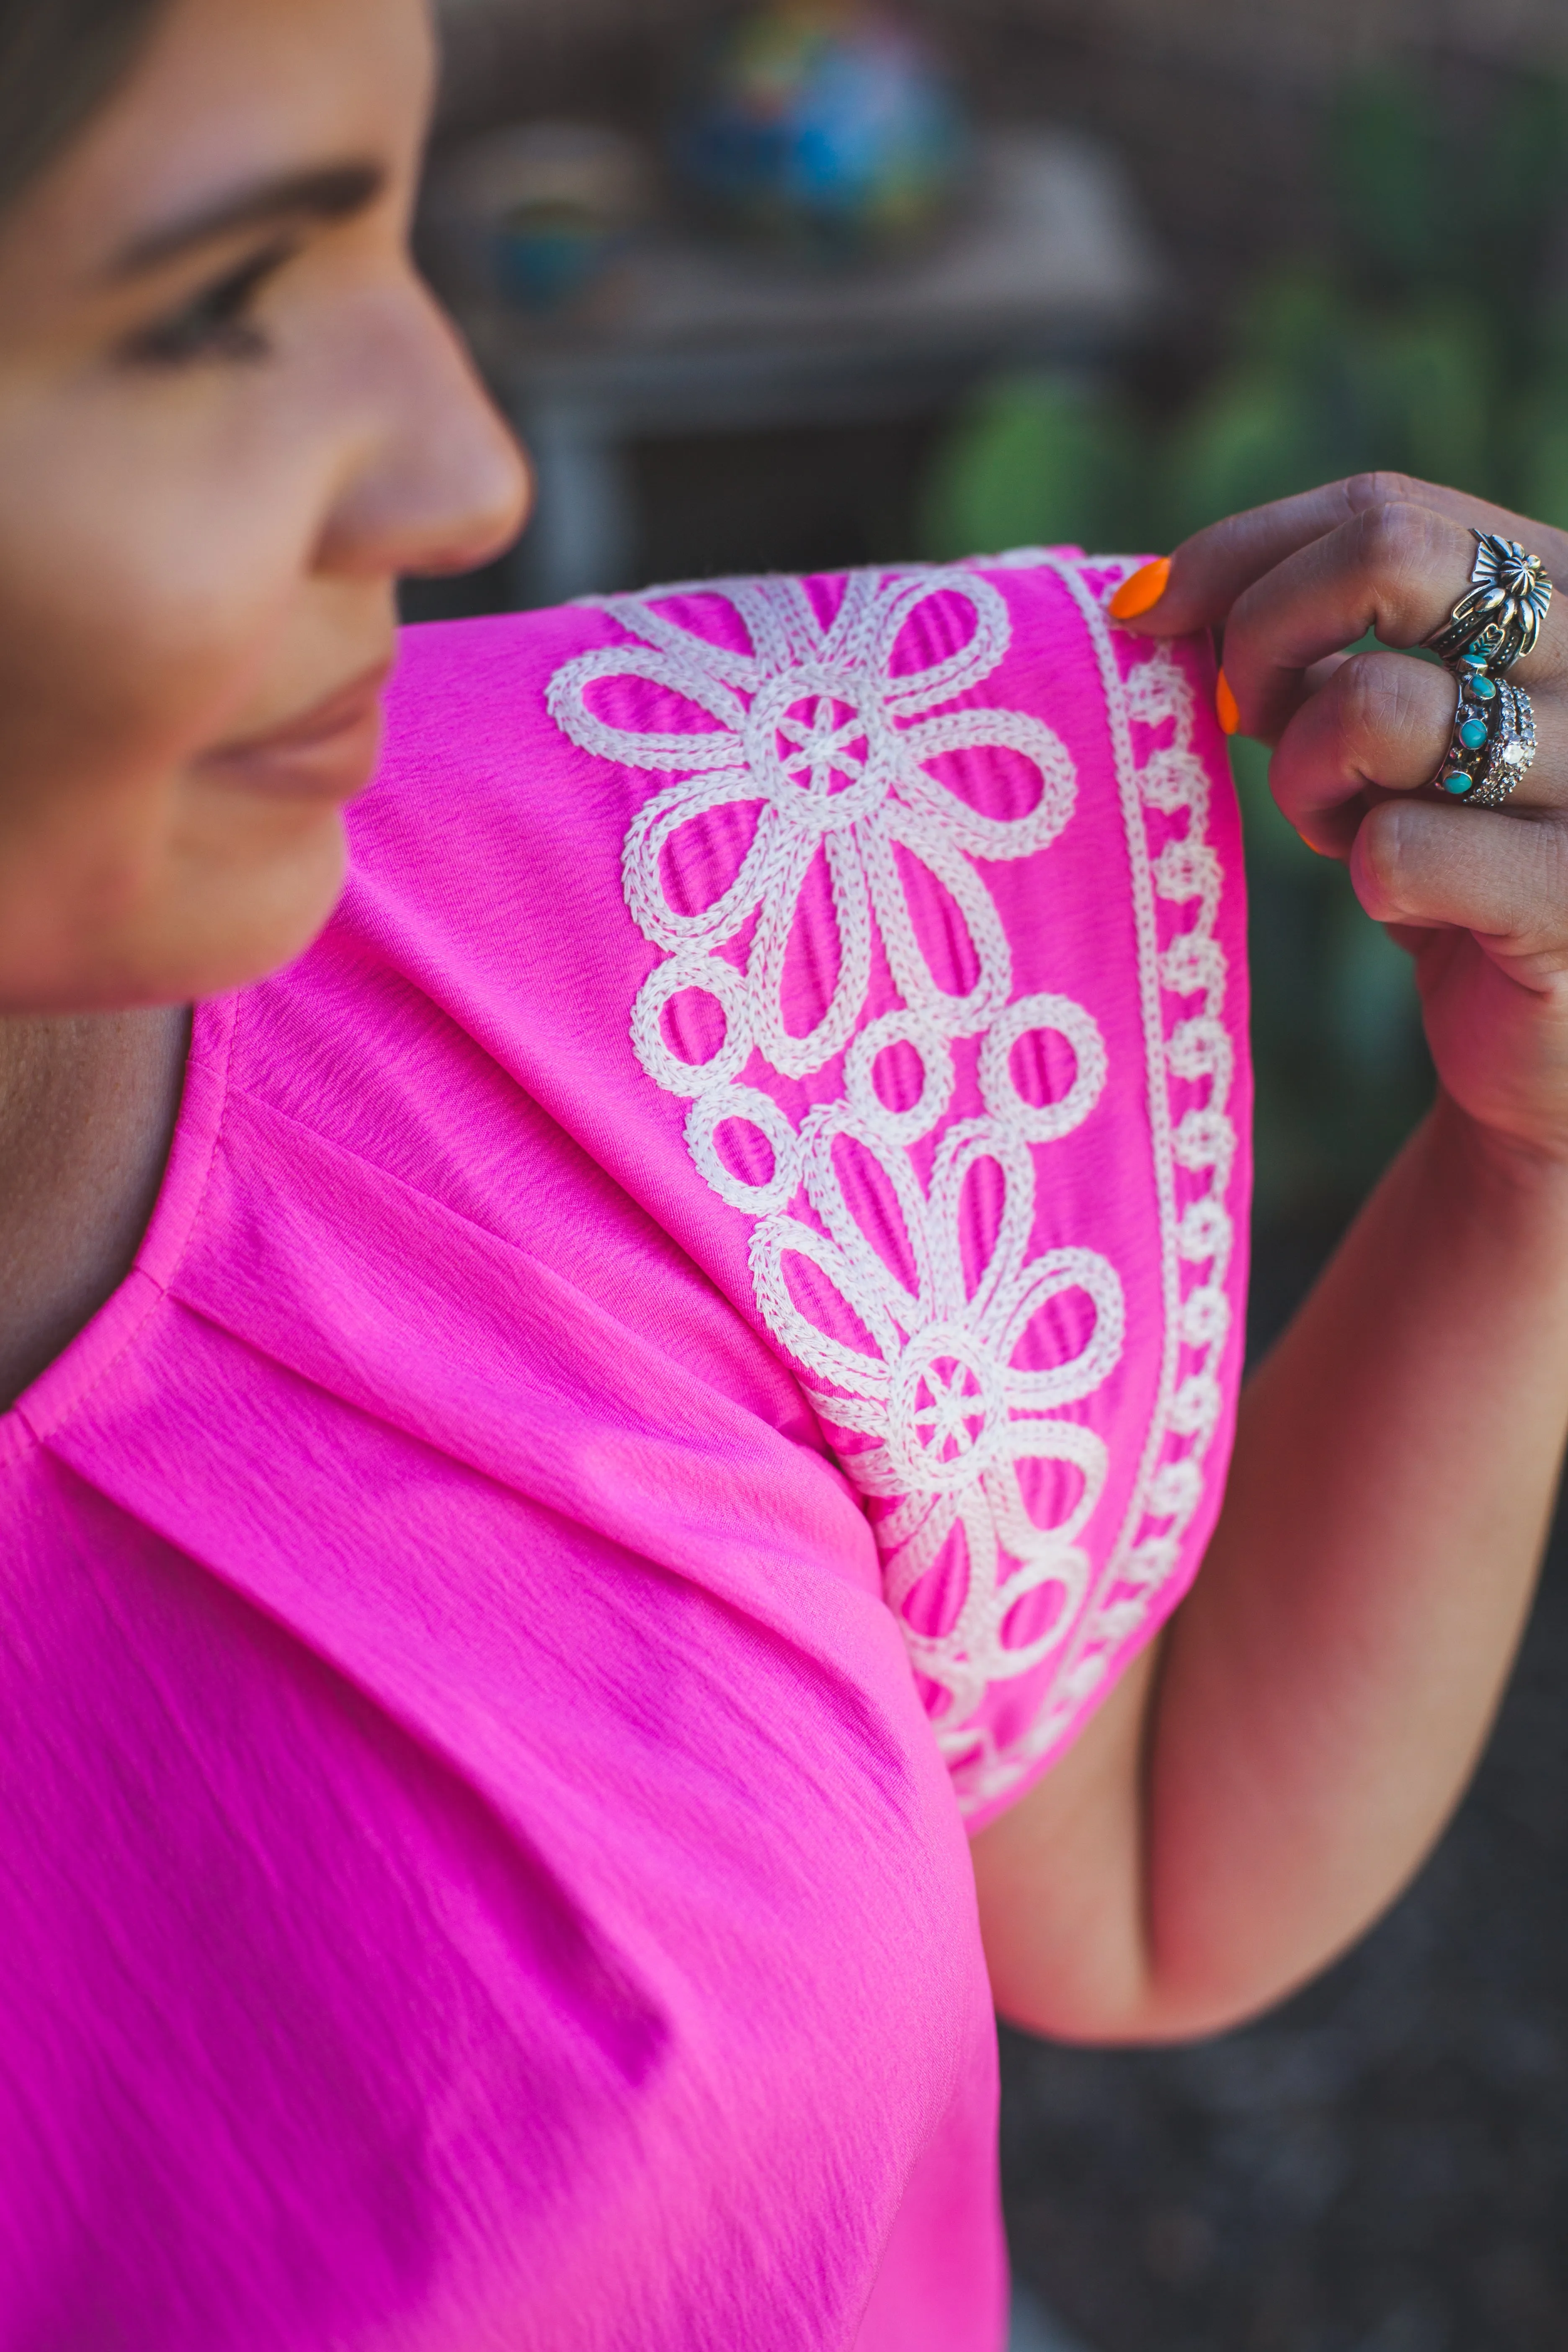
1115,475,1568,1165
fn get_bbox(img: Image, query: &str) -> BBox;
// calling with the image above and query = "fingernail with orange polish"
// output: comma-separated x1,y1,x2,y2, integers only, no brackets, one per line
1108,557,1171,621
1215,669,1240,736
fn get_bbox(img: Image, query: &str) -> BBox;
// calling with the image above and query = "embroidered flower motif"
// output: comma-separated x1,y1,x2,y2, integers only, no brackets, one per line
748,992,1124,1743
952,606,1240,1810
548,569,1077,1086
546,556,1238,1818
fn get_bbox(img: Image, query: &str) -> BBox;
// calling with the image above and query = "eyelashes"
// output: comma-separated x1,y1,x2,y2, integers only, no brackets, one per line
122,239,299,368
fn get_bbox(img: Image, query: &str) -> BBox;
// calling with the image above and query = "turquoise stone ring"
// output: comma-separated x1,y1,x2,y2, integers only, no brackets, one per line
1431,677,1537,808
1425,532,1550,806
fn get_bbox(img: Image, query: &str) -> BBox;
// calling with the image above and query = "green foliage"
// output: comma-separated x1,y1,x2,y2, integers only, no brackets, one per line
1162,358,1328,544
919,373,1148,560
1329,69,1568,341
1513,330,1568,531
1326,76,1444,289
1230,736,1429,1215
923,66,1568,561
916,59,1568,1218
1164,283,1499,541
1518,398,1568,534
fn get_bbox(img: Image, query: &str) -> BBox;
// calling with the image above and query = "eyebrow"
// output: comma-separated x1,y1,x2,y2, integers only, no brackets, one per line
108,161,387,279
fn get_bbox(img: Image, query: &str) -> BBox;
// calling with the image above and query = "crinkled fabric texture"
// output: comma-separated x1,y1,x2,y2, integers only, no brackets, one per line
0,555,1248,2351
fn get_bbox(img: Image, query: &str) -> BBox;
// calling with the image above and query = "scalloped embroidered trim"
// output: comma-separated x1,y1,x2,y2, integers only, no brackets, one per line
547,560,1233,1816
956,555,1236,1813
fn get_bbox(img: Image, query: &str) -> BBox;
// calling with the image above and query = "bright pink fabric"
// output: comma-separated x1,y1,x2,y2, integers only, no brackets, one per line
0,559,1248,2349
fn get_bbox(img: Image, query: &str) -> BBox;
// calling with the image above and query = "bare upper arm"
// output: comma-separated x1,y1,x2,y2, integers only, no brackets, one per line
968,1637,1160,2043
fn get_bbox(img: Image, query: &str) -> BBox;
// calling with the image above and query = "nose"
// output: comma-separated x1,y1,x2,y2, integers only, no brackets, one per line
317,275,533,583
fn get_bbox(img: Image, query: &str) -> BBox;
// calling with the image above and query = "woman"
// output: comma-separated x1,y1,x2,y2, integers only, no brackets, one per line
3,1,1567,2346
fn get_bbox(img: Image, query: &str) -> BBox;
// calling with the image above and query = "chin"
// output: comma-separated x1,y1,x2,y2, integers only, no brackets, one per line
0,822,351,1014
158,822,354,1005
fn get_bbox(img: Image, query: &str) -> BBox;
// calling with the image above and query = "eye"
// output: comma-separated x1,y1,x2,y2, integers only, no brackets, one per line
123,239,297,367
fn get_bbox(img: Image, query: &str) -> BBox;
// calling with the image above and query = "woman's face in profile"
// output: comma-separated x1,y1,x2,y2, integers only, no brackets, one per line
0,0,529,1013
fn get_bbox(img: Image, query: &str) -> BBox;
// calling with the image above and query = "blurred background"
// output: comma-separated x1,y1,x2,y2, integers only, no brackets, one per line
412,5,1568,2343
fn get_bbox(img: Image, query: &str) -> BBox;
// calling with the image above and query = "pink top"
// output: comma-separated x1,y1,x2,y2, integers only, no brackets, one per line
0,555,1248,2350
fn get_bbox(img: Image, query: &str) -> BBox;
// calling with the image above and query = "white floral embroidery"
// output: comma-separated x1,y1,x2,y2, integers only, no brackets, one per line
750,1000,1124,1743
547,560,1236,1817
549,570,1076,1094
949,559,1239,1813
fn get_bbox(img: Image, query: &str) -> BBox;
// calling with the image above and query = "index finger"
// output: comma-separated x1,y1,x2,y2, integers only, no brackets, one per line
1114,472,1568,639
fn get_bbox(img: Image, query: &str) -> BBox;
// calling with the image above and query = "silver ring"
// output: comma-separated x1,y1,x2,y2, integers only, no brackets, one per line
1426,529,1553,673
1434,676,1537,808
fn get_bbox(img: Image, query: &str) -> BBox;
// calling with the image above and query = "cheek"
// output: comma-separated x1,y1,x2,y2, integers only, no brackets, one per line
0,343,362,815
0,389,348,1007
0,575,330,1008
0,482,302,798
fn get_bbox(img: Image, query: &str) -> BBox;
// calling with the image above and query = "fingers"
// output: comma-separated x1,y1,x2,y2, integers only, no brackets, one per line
1117,472,1568,644
1119,475,1427,637
1222,502,1567,746
1352,799,1568,980
1269,651,1456,856
1221,502,1492,744
1105,469,1568,882
1270,649,1568,856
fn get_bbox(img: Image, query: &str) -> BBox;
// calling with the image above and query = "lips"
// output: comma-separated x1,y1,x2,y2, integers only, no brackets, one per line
198,659,394,802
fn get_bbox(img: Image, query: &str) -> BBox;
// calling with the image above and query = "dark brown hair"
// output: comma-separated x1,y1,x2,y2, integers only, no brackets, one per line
0,0,168,214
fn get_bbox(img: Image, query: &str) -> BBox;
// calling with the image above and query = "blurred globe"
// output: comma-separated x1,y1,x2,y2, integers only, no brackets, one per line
672,4,969,259
425,123,649,317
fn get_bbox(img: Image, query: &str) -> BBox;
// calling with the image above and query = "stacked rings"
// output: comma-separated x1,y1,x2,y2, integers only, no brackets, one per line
1426,530,1552,808
1435,673,1537,807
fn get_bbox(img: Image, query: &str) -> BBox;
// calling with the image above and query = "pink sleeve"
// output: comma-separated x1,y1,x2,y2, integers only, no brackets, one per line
418,551,1252,1832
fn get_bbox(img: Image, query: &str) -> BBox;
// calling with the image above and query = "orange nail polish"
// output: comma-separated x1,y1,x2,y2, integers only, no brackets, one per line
1215,669,1240,736
1108,557,1171,621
